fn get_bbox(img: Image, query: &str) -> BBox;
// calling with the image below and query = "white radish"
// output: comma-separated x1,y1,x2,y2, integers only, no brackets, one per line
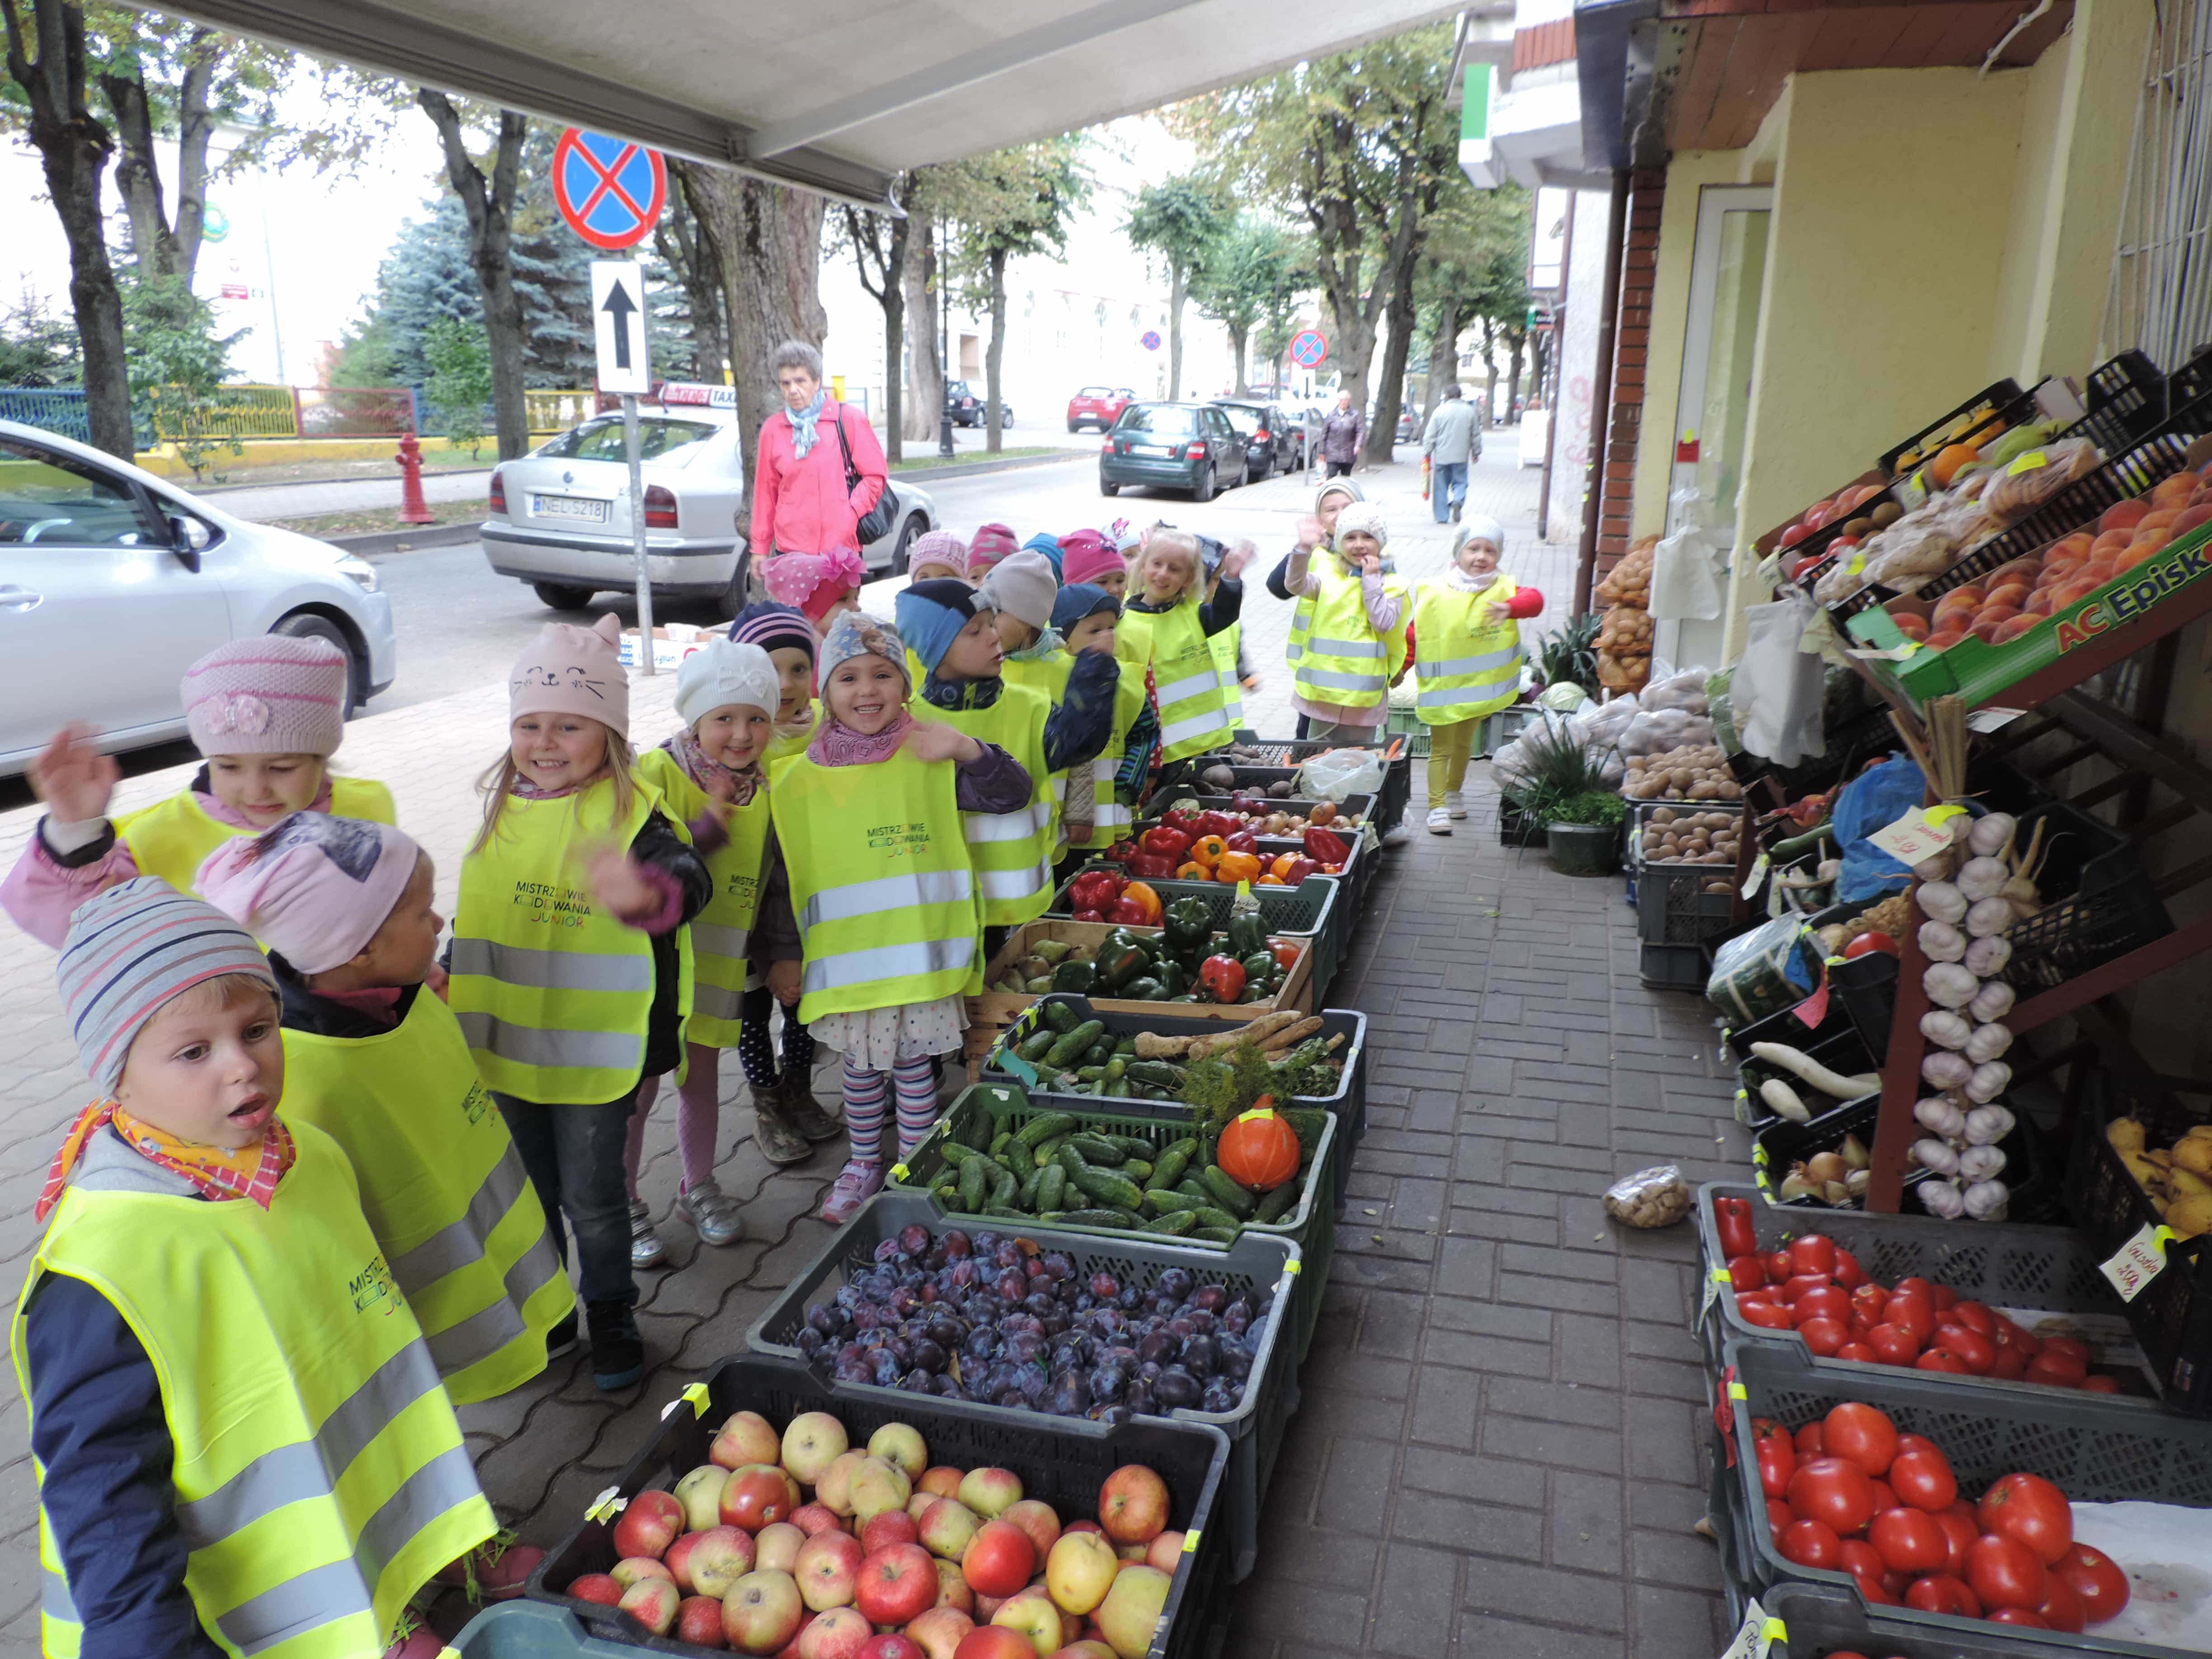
1760,1078,1811,1124
1750,1042,1880,1101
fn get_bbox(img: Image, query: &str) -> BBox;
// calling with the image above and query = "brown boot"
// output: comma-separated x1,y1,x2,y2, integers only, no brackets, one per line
752,1081,811,1165
778,1069,845,1143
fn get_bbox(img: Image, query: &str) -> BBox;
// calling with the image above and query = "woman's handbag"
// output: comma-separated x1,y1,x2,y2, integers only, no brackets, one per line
833,403,898,545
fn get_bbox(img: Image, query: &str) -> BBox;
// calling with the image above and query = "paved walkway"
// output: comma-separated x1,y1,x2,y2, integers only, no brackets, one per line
0,450,1749,1657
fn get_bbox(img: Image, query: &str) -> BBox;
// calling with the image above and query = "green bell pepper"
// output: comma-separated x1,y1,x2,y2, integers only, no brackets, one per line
1162,895,1214,958
1051,958,1097,993
1225,909,1270,958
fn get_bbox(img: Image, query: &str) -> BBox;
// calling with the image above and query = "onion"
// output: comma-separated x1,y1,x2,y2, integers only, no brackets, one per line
1958,1144,2008,1181
1964,934,2012,977
1965,895,2015,937
1957,856,2008,900
1964,1178,2010,1220
1920,1009,1972,1050
1924,962,1979,1008
1921,1179,1966,1218
1968,979,2016,1022
1805,1150,1849,1186
1964,1105,2015,1146
1913,1138,1962,1175
1965,1022,2013,1063
1919,919,1968,962
1922,1050,1973,1089
1918,881,1968,923
1915,1097,1967,1137
1966,1061,2012,1102
1968,812,2016,857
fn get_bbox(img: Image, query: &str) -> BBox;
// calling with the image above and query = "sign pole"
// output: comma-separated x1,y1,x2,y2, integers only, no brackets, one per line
622,392,657,675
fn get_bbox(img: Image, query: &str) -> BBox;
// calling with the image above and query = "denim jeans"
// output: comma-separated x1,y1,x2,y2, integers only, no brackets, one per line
496,1087,639,1308
1430,460,1467,521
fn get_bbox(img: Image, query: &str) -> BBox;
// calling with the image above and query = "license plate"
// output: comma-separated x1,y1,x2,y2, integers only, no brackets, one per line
532,493,609,524
1135,444,1173,457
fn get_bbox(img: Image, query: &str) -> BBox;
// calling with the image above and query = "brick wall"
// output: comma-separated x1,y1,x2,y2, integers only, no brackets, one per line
1595,168,1666,579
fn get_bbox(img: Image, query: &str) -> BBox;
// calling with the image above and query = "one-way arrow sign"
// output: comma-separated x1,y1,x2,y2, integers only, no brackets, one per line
590,259,648,394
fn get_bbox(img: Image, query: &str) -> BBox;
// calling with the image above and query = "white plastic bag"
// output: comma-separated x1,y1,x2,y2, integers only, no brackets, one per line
1581,693,1641,748
1298,748,1385,801
1602,1166,1692,1228
1736,592,1827,767
1641,666,1712,716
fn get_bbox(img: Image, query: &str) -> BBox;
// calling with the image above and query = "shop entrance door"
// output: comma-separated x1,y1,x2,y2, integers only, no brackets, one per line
1663,184,1771,668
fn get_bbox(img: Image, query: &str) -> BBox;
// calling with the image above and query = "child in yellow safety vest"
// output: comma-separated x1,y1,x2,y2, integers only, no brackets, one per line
767,612,1034,1223
1283,501,1409,743
1412,515,1544,834
1116,529,1246,765
448,614,713,1392
3,635,396,948
21,880,493,1659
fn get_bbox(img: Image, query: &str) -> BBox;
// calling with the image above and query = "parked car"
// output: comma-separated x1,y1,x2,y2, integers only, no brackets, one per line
0,418,396,777
1098,402,1248,501
481,410,935,616
1396,404,1418,443
1065,384,1137,432
1209,399,1296,481
945,380,1014,429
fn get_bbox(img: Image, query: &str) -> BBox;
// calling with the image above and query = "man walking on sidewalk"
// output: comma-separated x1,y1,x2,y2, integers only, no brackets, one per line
1421,384,1480,524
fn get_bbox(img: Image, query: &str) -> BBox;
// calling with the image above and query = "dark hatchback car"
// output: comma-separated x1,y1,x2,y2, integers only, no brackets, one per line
1211,399,1297,481
1098,402,1248,501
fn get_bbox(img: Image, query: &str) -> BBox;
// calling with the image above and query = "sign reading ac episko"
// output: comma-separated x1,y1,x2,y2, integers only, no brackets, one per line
2051,533,2212,653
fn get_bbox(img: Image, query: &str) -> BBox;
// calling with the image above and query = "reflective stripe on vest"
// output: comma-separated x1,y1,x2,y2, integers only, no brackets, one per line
1210,623,1243,725
16,1122,493,1659
1071,672,1148,849
1285,594,1312,664
769,749,982,1022
637,747,769,1046
918,683,1057,925
117,777,398,897
1293,559,1403,712
448,779,692,1104
279,988,571,1406
1116,603,1232,762
1411,581,1523,723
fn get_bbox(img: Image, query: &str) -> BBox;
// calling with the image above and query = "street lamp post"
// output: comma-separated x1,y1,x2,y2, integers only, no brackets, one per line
937,220,956,460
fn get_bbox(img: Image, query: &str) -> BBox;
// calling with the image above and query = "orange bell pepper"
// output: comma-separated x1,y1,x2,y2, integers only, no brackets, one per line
1119,880,1163,924
1189,834,1228,870
1255,874,1286,886
1212,851,1262,885
1176,862,1209,881
1269,851,1303,879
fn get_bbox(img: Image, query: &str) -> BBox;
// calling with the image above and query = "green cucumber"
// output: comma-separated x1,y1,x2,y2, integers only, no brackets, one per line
1059,1208,1134,1228
1015,1111,1079,1149
1147,1140,1196,1192
1140,1210,1199,1236
1142,1189,1205,1216
1042,1001,1080,1034
1066,1134,1127,1166
1192,1206,1242,1232
1035,1164,1067,1211
1017,1030,1057,1062
1253,1181,1299,1223
1192,1226,1242,1244
1071,1167,1146,1210
1199,1164,1257,1218
956,1158,985,1212
1045,1020,1106,1067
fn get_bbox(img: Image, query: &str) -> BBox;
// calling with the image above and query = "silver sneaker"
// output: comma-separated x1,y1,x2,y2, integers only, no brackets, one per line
628,1199,668,1269
678,1177,743,1247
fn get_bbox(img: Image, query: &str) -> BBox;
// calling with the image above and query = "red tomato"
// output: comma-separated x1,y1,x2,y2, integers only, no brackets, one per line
1767,1249,1797,1284
1737,1288,1781,1307
1799,1317,1849,1356
1892,1276,1933,1299
1948,1300,1996,1336
1979,1472,2073,1565
1780,1518,1842,1569
1794,1286,1852,1326
1868,1478,1897,1514
1756,1436,1796,1499
1887,1294,1935,1343
1837,1540,1900,1605
1888,1449,1958,1513
1894,1434,1942,1458
1904,1573,1982,1618
1930,1284,1958,1313
2081,1375,2122,1393
1715,1197,1758,1260
1843,932,1899,959
1967,1533,2049,1611
1765,1496,1795,1545
1788,1235,1838,1278
1990,1608,2052,1628
1726,1254,1768,1291
1794,1423,1825,1457
1741,1300,1795,1330
2025,1351,2088,1387
1836,1342,1878,1364
1869,1508,1948,1574
2038,1573,2088,1633
1851,1284,1890,1322
1822,1404,1898,1477
1782,1274,1837,1306
1990,1341,2030,1382
1915,1350,1972,1374
1866,1324,1921,1367
1933,1325,1996,1374
2053,1543,2129,1623
1832,1247,1868,1290
1932,1507,1979,1575
1788,1457,1878,1537
2041,1336,2091,1368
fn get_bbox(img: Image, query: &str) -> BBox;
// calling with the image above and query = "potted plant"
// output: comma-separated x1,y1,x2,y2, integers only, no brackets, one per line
1543,790,1626,876
1499,721,1618,856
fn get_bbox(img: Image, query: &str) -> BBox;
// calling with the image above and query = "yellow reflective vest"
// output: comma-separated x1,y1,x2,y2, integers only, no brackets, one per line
910,684,1055,926
1071,671,1148,851
768,747,980,1023
449,777,693,1104
278,986,573,1404
1293,557,1406,715
764,702,820,767
120,777,396,896
637,747,771,1045
1115,601,1234,762
16,1120,493,1659
1411,577,1523,725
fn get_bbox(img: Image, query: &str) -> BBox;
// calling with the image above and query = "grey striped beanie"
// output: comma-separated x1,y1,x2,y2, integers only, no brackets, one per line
57,878,275,1094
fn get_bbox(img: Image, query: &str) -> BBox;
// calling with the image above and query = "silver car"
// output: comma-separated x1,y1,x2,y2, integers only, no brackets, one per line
0,419,396,776
481,410,935,616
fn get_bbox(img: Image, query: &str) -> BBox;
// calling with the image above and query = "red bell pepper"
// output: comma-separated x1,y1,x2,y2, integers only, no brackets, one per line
1124,853,1180,881
1160,808,1201,833
1100,840,1139,864
1139,825,1193,862
1222,829,1258,854
1193,810,1242,839
1303,825,1351,864
1067,869,1126,914
1197,954,1247,1003
1275,856,1318,886
1072,908,1106,923
1106,896,1153,925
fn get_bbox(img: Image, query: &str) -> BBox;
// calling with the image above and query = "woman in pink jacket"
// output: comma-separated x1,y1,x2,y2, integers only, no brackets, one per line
750,340,888,561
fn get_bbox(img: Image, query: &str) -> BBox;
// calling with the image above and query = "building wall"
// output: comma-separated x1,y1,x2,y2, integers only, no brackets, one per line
1544,186,1615,543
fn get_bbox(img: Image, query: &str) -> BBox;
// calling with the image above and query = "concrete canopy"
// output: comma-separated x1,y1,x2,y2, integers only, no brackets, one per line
137,0,1465,206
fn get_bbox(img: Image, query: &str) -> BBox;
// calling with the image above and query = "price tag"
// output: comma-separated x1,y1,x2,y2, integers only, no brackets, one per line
1867,806,1953,866
1717,1599,1785,1659
2100,1223,2179,1301
1845,551,1867,576
1698,1265,1731,1327
2007,449,2049,476
1968,705,2028,733
1741,853,1770,900
1792,978,1830,1028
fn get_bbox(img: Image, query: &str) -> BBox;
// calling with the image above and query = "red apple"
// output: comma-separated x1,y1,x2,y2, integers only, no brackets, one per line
791,1503,844,1538
1060,1522,1105,1539
619,1576,681,1636
862,1507,920,1556
568,1572,622,1606
958,1468,1023,1520
934,1556,975,1611
610,1556,675,1589
962,1520,1036,1598
714,1411,785,1471
1000,1500,1060,1565
920,1498,982,1562
1143,1532,1183,1573
1046,1644,1115,1659
757,1521,806,1575
777,1615,818,1659
724,1464,799,1532
796,1605,872,1659
1097,1467,1168,1545
796,1528,865,1611
859,1638,926,1659
906,1606,975,1659
855,1541,937,1626
613,1488,687,1560
670,1526,756,1598
724,1569,807,1656
680,1594,732,1649
919,1466,965,1500
818,1450,869,1516
992,1589,1064,1658
952,1629,1037,1659
782,1412,851,1485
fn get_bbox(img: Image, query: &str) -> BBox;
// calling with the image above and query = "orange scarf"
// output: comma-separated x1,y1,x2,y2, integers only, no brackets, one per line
36,1101,296,1222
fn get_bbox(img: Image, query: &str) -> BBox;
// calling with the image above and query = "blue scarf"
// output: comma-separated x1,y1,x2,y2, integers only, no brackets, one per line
786,388,830,460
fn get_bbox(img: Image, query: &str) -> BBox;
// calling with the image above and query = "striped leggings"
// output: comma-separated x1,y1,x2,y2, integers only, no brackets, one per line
841,1055,940,1164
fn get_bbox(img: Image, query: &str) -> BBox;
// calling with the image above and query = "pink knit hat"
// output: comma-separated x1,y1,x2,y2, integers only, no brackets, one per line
1059,530,1125,587
966,523,1018,578
509,613,630,735
761,547,867,623
198,814,422,975
182,636,351,758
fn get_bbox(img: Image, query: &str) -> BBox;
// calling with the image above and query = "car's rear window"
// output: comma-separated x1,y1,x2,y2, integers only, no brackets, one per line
1114,405,1199,436
537,418,715,462
1077,385,1115,398
1215,405,1263,433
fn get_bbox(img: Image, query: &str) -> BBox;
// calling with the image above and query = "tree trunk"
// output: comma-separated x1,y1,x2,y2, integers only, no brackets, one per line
1480,313,1499,423
1507,331,1526,422
681,165,827,441
901,204,941,444
1228,325,1249,397
5,0,132,457
1166,262,1186,401
1422,295,1460,425
100,29,216,284
419,91,529,459
983,246,1009,455
656,186,729,384
881,221,907,464
1365,265,1419,465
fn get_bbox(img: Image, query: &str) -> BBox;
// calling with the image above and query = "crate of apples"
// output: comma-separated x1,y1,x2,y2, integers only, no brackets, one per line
547,1381,1219,1659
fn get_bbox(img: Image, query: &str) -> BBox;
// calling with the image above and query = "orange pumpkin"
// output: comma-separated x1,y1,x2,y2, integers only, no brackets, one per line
1217,1108,1301,1192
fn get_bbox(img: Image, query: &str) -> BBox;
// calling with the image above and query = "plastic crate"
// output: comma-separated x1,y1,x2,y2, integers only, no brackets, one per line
1691,1182,2155,1391
524,1354,1233,1659
1732,1028,1877,1135
2068,1071,2212,1414
1877,376,2028,480
1996,801,2172,993
1043,871,1341,1003
1500,801,1547,847
452,1603,625,1658
2062,348,2168,456
1636,862,1740,945
1752,1094,2054,1223
1716,1338,2212,1656
1637,939,1709,990
1382,703,1432,759
1761,1580,2138,1659
1483,705,1537,757
1199,728,1414,832
744,1192,1298,1584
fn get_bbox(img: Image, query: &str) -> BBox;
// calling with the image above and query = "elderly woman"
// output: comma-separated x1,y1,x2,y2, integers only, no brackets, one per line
748,339,888,563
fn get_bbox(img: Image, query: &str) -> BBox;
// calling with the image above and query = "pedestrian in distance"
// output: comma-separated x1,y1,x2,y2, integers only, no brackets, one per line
20,880,494,1659
197,814,574,1406
1115,529,1246,764
1420,382,1482,525
446,614,712,1391
765,613,1034,1223
1318,386,1365,477
1411,516,1542,833
4,635,397,947
1282,501,1408,745
748,338,886,562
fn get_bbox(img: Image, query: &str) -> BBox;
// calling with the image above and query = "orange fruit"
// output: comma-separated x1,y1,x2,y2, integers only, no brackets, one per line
2024,591,2055,615
2049,532,2095,560
1931,445,1982,487
2100,499,2152,535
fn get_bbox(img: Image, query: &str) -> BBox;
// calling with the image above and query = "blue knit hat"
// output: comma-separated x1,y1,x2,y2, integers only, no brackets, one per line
895,579,990,675
1052,582,1119,634
1022,532,1065,578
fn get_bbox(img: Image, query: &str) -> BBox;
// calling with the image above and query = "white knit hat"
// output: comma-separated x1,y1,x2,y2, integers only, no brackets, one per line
1334,501,1389,550
675,639,781,728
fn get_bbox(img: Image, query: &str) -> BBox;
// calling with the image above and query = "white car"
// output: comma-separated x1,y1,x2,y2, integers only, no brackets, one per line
0,419,396,778
481,408,937,616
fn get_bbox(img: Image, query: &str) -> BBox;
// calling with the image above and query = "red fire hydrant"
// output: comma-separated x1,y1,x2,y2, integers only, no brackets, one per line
394,431,436,525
